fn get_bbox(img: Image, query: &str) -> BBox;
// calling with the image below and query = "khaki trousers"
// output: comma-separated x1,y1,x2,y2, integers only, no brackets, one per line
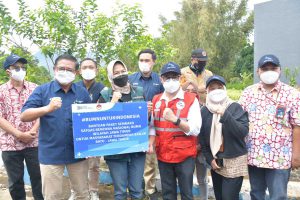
88,157,100,192
40,160,89,200
144,153,158,194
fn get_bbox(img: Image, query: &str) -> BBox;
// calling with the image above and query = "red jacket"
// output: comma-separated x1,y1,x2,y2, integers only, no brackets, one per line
152,92,197,163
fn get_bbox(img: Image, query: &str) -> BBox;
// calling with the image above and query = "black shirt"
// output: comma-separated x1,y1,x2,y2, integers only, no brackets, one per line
199,102,249,166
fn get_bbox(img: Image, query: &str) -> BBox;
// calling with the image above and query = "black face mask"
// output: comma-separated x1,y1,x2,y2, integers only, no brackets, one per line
193,61,206,72
113,74,128,87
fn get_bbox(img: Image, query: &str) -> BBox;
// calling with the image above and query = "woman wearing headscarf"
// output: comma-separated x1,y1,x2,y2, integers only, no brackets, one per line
199,75,249,200
98,60,145,200
182,81,209,200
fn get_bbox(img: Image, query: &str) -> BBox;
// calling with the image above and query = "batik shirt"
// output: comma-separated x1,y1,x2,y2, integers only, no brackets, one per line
0,80,38,151
239,81,300,169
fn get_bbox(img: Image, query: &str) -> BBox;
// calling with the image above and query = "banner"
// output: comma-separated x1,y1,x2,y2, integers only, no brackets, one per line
72,102,148,158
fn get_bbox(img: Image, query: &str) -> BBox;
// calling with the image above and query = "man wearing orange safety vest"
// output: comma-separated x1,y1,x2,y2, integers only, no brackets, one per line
148,62,202,200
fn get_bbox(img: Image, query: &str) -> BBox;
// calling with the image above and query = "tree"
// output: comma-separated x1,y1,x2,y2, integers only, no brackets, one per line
161,0,253,78
0,47,52,85
0,0,176,74
234,42,254,76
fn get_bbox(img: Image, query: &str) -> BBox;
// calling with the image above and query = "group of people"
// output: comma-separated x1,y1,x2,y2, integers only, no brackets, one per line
0,48,299,200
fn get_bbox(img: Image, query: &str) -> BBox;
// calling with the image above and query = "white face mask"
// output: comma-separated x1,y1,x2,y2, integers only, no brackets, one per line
163,79,180,93
208,89,227,103
11,69,26,82
138,62,151,73
55,71,75,85
260,71,280,84
81,69,96,80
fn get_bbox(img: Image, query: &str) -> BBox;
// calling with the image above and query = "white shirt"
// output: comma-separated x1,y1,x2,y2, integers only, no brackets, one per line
149,89,201,136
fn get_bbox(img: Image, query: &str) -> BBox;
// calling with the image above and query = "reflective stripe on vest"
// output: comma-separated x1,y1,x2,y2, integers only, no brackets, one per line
152,92,197,163
155,127,182,132
152,117,187,121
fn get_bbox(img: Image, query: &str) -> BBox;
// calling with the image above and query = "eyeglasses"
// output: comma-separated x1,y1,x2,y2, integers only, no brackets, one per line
56,66,76,73
11,65,27,71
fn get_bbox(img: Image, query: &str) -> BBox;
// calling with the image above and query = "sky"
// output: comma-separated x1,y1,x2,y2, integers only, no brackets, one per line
2,0,271,54
4,0,270,37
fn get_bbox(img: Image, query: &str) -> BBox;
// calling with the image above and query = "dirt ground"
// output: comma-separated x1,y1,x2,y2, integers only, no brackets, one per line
0,171,205,200
0,165,299,200
0,174,116,200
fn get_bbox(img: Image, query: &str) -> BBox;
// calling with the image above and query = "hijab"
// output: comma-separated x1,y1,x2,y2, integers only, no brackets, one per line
107,59,131,94
206,85,233,158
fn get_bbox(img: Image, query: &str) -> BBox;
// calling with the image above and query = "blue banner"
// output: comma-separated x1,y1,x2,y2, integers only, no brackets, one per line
72,102,148,158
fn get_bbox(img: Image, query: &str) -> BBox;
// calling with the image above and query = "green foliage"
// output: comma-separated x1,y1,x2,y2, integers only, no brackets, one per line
97,67,110,87
284,67,300,87
0,47,52,85
227,89,242,101
0,0,176,74
161,0,253,76
233,43,254,76
227,72,253,90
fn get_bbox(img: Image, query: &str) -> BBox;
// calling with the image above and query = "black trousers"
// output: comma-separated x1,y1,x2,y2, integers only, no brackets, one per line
211,170,243,200
2,147,43,200
158,157,195,200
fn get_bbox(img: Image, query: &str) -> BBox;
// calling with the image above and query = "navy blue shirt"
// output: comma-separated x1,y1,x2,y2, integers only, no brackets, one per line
22,80,91,164
129,72,164,101
75,80,104,103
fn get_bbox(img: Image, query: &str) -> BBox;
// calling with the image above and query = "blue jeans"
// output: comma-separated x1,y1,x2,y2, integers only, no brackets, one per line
2,147,43,200
106,153,146,200
248,165,291,200
158,157,195,200
195,152,208,200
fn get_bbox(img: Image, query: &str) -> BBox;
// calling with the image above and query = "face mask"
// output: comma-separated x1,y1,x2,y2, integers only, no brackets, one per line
193,61,206,72
163,79,180,93
55,71,76,85
113,74,128,87
138,62,151,73
81,69,96,80
208,89,227,103
11,69,26,82
260,71,280,84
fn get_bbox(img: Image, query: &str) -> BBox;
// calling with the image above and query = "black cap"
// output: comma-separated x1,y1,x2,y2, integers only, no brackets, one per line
160,62,181,76
258,54,280,68
191,48,208,61
206,75,226,88
3,54,28,70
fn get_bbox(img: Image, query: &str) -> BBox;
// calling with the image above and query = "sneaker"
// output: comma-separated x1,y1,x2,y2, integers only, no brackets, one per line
90,191,100,200
68,190,75,200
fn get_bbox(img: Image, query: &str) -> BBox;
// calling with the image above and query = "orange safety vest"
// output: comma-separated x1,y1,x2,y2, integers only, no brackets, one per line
152,92,198,163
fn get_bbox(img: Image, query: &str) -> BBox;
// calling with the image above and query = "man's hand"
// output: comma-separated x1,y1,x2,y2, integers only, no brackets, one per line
15,131,36,143
111,92,122,103
292,155,300,170
198,86,206,94
292,126,300,170
46,97,62,113
163,108,177,123
147,143,154,154
197,144,201,151
147,101,153,116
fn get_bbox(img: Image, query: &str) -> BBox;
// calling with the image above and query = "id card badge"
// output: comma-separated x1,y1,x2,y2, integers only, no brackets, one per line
275,105,286,119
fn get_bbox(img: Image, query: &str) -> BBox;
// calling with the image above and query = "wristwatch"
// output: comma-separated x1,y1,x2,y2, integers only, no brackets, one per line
173,118,181,126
